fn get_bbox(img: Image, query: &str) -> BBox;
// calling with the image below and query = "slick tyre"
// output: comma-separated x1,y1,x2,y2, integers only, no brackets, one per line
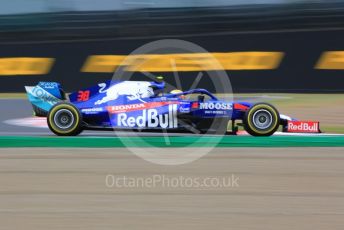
47,103,83,136
243,103,280,137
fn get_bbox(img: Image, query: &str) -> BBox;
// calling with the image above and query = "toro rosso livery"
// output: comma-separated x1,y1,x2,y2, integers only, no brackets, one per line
25,79,320,136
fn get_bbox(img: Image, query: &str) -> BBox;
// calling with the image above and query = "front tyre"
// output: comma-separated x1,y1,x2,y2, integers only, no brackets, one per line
47,103,83,136
243,103,280,136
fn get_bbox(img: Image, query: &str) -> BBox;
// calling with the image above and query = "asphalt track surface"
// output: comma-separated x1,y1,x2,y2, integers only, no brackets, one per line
1,147,344,230
1,99,344,229
0,98,117,136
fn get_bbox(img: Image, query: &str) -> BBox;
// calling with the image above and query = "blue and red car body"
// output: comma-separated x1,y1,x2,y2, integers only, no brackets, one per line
25,80,319,135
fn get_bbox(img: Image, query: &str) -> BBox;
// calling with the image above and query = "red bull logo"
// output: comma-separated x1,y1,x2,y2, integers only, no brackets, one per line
287,121,320,133
117,104,178,128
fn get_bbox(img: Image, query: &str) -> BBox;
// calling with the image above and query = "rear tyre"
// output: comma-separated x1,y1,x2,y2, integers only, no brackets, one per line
47,103,83,136
243,103,280,136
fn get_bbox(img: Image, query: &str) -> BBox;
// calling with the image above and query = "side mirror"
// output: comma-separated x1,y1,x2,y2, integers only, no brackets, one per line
198,95,205,102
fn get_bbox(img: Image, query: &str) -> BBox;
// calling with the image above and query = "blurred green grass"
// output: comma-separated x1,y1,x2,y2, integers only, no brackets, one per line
0,93,26,99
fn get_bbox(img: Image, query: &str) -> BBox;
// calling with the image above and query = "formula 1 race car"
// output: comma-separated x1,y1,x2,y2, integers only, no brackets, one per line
25,78,320,136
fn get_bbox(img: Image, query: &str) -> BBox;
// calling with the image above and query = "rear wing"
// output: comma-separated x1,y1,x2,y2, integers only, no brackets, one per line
25,82,67,117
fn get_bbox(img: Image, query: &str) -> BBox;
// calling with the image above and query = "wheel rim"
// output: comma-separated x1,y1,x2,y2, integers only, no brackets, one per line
53,109,75,129
252,109,273,130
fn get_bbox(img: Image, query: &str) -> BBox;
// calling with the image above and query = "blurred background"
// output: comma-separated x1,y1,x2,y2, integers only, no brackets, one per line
1,0,344,93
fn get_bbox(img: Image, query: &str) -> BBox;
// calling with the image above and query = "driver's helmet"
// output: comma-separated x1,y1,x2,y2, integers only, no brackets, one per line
170,89,186,99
